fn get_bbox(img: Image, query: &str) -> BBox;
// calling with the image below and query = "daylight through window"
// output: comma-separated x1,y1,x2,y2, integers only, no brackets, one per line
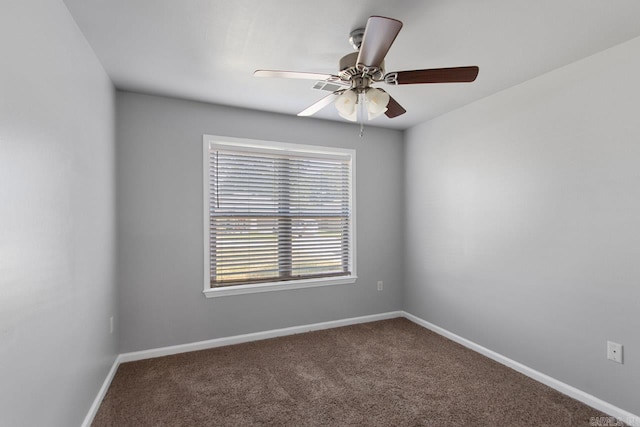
204,136,355,295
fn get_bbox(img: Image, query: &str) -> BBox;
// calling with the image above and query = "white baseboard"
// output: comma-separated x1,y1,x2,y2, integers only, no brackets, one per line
119,311,403,363
401,311,640,427
84,310,639,427
81,354,121,427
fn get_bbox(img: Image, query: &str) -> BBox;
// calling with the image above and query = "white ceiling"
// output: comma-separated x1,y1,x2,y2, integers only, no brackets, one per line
63,0,640,130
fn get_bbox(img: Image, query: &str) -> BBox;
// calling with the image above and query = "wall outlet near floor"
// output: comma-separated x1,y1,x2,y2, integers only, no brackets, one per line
110,316,114,334
377,281,383,291
607,341,623,364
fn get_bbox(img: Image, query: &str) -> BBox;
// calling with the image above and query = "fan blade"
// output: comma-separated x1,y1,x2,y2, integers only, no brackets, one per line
385,66,479,85
298,91,343,117
254,70,342,82
356,16,403,72
378,90,406,118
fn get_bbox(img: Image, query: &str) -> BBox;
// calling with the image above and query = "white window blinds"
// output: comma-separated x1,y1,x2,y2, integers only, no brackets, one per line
207,141,353,288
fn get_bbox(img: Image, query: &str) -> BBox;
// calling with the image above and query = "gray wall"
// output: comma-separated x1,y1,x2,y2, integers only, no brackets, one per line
0,1,117,426
116,92,404,353
404,36,640,415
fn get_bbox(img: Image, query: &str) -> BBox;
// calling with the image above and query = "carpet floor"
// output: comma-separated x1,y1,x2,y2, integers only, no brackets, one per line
93,318,613,426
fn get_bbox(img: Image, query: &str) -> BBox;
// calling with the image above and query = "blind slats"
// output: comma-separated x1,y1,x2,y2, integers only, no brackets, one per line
213,248,350,259
208,145,352,287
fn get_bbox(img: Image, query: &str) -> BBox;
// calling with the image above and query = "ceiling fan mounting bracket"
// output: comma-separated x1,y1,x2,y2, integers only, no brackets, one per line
384,72,398,85
349,28,365,51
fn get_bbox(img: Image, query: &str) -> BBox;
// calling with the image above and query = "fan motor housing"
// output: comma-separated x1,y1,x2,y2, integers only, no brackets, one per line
339,52,384,82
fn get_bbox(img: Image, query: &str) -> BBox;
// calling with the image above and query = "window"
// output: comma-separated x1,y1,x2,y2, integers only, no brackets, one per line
203,135,356,297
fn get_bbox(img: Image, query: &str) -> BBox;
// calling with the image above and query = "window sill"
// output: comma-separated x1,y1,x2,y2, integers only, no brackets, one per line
203,276,358,298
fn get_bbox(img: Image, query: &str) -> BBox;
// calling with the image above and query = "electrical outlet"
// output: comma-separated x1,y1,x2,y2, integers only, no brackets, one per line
110,316,114,334
607,341,623,364
377,281,383,291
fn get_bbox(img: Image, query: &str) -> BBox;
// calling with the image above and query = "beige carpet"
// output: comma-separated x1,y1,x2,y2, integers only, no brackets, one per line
93,318,613,426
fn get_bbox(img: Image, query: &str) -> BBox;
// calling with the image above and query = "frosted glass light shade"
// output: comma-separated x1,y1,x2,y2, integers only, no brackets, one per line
335,90,358,121
365,88,389,120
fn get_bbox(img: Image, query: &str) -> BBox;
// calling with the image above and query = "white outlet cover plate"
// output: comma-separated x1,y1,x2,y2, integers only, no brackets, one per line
607,341,623,364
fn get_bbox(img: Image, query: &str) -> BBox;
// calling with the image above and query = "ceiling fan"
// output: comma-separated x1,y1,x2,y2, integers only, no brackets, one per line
254,16,479,123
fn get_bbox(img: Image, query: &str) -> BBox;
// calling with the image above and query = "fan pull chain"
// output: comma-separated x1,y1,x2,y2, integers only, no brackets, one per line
359,122,364,138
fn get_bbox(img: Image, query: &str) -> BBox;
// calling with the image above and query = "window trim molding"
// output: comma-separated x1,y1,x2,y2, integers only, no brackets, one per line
202,135,357,298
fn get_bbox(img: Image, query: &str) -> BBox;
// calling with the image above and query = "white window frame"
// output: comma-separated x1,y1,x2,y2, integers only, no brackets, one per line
203,135,357,298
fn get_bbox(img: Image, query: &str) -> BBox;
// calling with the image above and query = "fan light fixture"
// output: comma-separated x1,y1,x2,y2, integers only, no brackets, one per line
366,88,390,120
335,89,358,121
335,88,389,122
